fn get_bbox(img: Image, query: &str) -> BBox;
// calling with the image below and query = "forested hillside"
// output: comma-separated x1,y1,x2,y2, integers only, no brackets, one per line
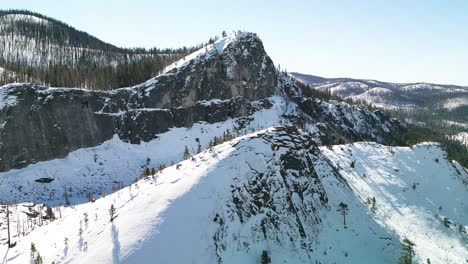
0,10,216,89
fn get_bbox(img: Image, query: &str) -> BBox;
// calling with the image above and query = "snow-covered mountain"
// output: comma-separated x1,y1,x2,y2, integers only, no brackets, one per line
0,32,401,173
0,10,198,89
290,72,468,125
1,29,467,264
0,127,466,263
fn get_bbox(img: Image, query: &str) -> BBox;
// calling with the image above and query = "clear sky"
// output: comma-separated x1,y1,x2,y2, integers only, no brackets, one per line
2,0,468,85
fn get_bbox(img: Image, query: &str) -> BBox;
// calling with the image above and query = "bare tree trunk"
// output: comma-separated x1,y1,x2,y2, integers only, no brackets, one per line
7,202,11,247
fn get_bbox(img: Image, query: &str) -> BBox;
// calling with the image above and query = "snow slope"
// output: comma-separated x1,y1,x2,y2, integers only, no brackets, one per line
322,142,468,264
162,31,241,73
0,96,289,205
0,127,400,264
1,129,466,263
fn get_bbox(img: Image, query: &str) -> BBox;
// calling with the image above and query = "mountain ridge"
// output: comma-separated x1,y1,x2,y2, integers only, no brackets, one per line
0,9,210,89
0,14,467,263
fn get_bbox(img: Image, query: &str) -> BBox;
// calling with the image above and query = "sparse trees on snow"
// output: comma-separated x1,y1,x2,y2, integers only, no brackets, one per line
30,242,37,257
109,204,116,222
34,252,43,264
399,238,415,264
183,145,190,160
261,250,271,264
63,185,70,205
367,197,377,213
443,217,451,228
45,205,55,220
337,202,349,226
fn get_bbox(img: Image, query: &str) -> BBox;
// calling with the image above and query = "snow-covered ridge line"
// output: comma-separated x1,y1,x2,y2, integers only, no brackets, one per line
0,13,50,24
161,31,250,74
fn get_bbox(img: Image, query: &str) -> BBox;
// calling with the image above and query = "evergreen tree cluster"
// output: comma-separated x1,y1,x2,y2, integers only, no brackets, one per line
399,238,415,264
208,130,239,148
385,123,468,168
0,10,223,90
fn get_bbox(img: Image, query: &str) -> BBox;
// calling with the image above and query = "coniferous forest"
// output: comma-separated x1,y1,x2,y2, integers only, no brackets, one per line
0,10,212,90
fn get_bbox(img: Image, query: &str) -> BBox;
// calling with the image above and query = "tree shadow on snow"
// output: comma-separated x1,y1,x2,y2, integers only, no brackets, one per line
112,223,121,264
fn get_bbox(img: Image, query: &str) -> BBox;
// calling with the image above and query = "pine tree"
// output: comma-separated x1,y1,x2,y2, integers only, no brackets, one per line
197,144,202,154
183,145,190,160
151,167,156,176
34,252,43,264
458,224,466,234
45,206,55,220
261,250,271,264
337,202,349,226
145,167,151,177
30,242,37,257
109,204,116,222
369,197,377,213
443,217,451,227
399,238,415,264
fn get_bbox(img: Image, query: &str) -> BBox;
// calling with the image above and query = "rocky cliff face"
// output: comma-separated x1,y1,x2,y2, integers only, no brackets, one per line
0,32,277,172
215,126,329,262
0,32,403,173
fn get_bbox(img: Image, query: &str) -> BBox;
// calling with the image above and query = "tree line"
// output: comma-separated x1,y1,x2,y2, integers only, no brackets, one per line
0,10,226,90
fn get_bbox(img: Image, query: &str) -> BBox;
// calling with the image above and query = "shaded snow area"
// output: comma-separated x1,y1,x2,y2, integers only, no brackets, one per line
0,127,399,264
321,143,468,264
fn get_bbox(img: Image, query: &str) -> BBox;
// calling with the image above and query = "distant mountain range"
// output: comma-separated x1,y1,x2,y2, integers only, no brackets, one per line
290,72,468,127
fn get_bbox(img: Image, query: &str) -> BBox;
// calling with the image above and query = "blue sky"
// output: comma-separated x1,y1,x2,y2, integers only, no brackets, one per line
3,0,468,85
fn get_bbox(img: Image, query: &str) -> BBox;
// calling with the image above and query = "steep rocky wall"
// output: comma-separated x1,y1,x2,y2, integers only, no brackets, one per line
0,33,278,172
277,74,405,145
